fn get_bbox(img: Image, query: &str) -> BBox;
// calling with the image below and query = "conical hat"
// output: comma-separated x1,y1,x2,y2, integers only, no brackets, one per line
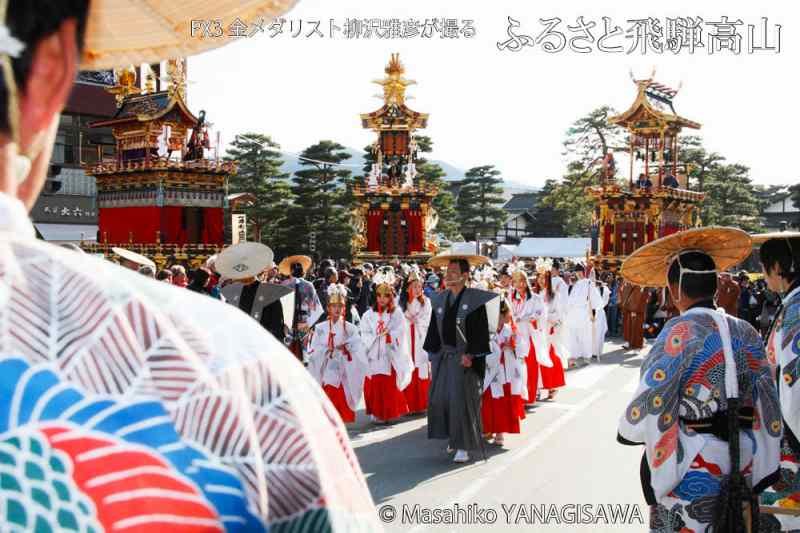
216,242,274,280
278,255,312,276
751,231,800,245
81,0,299,69
621,227,752,287
112,247,155,269
428,253,489,269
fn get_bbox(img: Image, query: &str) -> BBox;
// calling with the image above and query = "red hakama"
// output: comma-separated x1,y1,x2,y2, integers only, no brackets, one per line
364,368,409,421
540,345,566,389
404,322,429,413
323,384,355,423
524,337,539,405
481,383,525,434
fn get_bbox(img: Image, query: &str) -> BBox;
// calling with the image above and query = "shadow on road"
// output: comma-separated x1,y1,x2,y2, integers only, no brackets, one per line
352,421,511,504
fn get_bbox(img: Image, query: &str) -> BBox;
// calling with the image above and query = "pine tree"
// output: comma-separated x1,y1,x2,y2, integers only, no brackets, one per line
456,165,507,241
286,140,353,261
790,184,800,218
678,136,725,192
224,133,293,256
536,162,595,237
530,179,569,237
563,106,628,168
413,136,460,240
701,164,763,232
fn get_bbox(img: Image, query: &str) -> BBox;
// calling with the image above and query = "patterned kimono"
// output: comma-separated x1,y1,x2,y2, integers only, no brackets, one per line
360,307,413,421
618,306,781,533
0,192,379,532
308,319,368,423
760,284,800,532
281,277,323,361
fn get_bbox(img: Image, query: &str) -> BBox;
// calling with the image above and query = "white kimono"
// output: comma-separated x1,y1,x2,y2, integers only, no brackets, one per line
566,279,603,359
542,291,570,366
484,324,528,399
510,292,550,367
404,297,432,380
308,319,368,412
360,307,413,390
592,283,610,357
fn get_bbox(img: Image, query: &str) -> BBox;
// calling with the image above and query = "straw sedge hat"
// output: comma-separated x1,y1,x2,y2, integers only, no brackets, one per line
621,227,752,287
278,255,312,277
81,0,299,69
428,253,489,269
751,230,800,245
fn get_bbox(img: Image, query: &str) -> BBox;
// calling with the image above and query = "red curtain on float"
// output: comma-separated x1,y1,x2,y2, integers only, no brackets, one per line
367,210,383,252
646,223,655,243
204,208,224,245
98,207,161,243
161,206,186,245
603,224,613,255
404,210,423,252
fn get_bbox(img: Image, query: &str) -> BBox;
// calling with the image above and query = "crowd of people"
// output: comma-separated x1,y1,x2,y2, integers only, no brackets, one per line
114,245,661,462
10,0,800,530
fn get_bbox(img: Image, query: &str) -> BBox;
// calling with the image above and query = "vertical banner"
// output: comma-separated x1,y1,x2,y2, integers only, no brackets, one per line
232,213,247,244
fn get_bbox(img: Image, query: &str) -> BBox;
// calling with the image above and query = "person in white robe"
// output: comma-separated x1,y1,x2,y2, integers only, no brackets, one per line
537,270,568,399
481,300,527,445
591,271,610,360
509,270,547,405
566,264,603,366
402,271,433,413
360,268,413,423
308,284,368,424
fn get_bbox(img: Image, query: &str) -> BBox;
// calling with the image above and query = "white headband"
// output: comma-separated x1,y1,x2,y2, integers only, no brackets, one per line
668,250,718,306
0,25,24,58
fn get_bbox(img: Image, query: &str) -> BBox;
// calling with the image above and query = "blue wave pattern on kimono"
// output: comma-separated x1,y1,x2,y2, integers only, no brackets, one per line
760,289,800,532
619,311,781,533
0,356,265,532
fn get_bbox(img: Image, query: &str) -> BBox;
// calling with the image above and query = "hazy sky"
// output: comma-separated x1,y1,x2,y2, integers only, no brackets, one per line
188,0,795,188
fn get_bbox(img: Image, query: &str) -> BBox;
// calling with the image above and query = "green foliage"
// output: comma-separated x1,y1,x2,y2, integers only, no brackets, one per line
286,140,353,260
456,165,507,241
538,163,595,236
678,135,725,192
531,179,570,237
562,106,627,165
224,133,293,256
538,109,767,237
700,163,763,232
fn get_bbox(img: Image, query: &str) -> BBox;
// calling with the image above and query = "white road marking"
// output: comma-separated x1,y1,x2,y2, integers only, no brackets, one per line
566,363,618,390
407,390,606,533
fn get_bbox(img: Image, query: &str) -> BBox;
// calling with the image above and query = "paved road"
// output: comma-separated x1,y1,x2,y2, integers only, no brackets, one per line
349,339,653,532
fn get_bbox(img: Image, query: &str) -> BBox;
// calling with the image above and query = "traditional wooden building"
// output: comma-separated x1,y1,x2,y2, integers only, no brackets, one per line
589,73,705,272
352,54,439,263
81,60,237,269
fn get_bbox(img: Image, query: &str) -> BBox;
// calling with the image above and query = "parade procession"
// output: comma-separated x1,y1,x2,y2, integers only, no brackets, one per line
1,0,798,531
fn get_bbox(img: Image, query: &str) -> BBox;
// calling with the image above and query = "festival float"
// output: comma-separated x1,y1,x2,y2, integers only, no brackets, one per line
81,59,237,269
351,54,440,264
589,73,705,272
